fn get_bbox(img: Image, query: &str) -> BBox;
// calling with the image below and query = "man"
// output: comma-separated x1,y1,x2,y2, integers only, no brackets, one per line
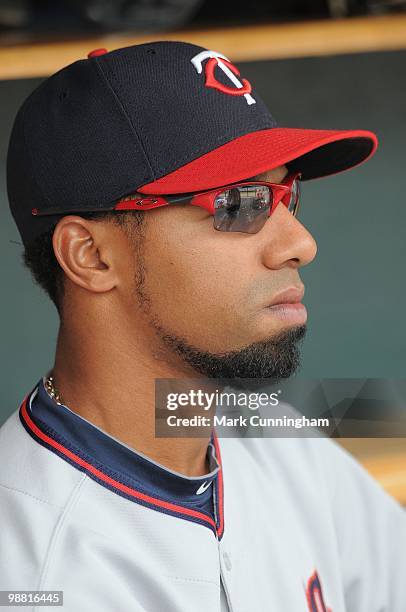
1,41,405,611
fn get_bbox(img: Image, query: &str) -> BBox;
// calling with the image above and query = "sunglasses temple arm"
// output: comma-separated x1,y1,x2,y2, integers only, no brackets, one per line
164,193,196,205
31,193,193,216
31,205,119,216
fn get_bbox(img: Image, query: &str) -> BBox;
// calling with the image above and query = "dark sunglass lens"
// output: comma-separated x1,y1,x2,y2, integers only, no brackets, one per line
287,178,300,215
213,185,272,233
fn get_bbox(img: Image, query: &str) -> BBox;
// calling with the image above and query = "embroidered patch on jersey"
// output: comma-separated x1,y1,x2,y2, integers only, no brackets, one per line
190,49,256,106
305,570,332,612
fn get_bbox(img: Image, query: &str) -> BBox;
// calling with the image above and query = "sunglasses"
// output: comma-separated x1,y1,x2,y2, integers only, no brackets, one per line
32,171,301,235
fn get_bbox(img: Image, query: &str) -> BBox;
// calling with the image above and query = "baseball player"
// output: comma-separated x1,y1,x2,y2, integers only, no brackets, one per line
1,41,405,611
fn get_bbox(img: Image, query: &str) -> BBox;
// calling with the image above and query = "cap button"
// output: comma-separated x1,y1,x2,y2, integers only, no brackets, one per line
87,48,108,58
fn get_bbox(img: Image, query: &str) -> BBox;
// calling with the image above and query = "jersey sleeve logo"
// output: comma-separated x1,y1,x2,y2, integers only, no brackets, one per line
190,50,256,106
305,571,332,612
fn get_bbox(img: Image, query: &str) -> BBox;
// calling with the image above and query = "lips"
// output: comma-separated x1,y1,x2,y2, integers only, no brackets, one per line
266,286,305,307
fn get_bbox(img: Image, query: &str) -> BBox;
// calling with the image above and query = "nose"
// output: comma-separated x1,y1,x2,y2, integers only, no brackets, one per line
260,202,317,270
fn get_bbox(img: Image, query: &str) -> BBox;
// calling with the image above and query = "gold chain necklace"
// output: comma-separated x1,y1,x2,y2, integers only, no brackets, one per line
44,374,63,405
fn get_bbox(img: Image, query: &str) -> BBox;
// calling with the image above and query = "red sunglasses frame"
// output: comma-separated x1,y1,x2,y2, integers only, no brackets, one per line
114,171,301,216
31,172,301,219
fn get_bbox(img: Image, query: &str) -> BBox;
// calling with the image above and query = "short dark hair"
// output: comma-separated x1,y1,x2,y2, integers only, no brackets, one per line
23,211,146,314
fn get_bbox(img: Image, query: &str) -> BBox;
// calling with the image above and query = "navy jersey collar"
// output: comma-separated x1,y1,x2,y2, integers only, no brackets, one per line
19,379,224,538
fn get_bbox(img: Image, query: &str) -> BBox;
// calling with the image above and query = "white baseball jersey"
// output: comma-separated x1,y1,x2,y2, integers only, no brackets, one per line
1,378,406,611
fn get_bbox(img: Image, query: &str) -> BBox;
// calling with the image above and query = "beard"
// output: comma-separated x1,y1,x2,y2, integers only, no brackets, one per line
150,318,306,391
133,248,306,392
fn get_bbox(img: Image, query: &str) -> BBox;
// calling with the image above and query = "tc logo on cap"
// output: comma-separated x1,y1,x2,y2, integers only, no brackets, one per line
190,50,256,106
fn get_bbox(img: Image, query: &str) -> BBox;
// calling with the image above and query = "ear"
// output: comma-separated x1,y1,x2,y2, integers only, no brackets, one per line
52,216,120,293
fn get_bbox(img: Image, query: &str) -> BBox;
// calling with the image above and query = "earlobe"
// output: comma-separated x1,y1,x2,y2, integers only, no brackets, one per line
52,216,118,293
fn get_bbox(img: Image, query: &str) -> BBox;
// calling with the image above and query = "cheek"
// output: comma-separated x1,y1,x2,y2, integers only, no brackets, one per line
142,216,250,344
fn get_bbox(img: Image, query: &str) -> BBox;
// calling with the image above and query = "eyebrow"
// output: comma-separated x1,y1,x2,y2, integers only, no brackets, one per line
243,172,289,183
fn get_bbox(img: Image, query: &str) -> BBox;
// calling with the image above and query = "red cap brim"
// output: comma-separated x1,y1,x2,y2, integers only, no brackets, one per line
138,127,378,194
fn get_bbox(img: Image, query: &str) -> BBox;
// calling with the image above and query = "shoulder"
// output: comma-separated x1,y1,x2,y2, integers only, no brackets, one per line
0,407,86,590
0,405,84,505
218,401,406,521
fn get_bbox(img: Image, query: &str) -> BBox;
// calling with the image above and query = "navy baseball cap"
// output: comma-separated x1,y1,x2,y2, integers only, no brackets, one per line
7,40,378,247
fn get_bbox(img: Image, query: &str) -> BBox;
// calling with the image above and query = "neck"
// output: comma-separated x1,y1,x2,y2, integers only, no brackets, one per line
51,312,218,477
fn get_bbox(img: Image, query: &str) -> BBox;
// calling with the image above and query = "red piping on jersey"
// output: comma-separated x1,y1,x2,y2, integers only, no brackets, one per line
20,396,223,533
212,430,224,538
305,570,331,612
